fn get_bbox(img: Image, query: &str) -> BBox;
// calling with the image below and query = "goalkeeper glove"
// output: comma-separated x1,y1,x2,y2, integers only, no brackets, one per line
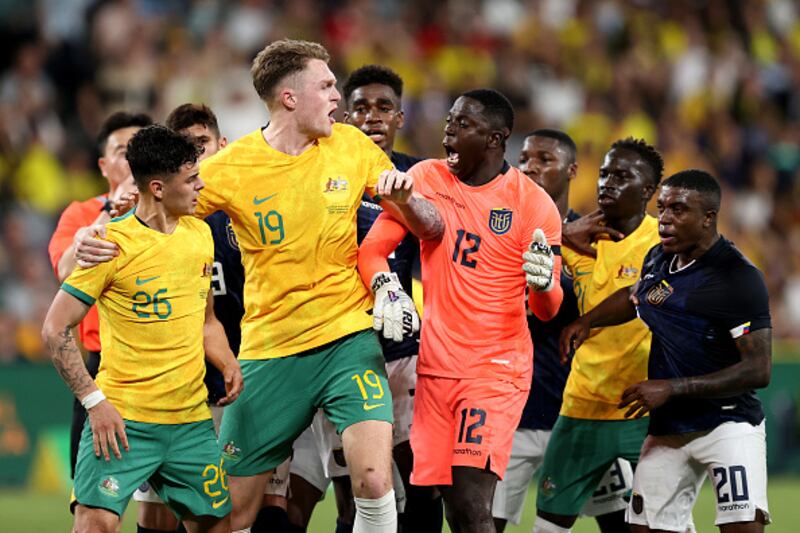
522,228,555,291
370,272,420,342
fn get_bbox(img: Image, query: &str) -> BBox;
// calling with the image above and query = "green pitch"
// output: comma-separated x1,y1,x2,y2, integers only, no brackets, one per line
1,477,798,532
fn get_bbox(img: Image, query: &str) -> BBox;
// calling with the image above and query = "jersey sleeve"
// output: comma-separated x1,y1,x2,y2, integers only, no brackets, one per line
717,265,772,338
524,186,562,248
48,201,90,276
359,131,395,198
196,157,229,218
407,160,436,201
61,255,118,306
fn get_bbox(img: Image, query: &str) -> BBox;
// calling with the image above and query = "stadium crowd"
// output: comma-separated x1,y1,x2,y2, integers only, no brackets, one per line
0,0,798,362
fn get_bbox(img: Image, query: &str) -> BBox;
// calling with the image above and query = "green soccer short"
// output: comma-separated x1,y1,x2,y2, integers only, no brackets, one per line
218,329,393,477
72,418,230,519
536,415,648,516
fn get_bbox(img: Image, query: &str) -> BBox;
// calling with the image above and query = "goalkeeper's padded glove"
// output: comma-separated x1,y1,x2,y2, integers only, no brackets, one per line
370,272,420,342
522,228,555,291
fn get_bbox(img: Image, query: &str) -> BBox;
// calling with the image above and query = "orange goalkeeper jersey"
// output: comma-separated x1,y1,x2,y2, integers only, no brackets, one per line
411,160,562,387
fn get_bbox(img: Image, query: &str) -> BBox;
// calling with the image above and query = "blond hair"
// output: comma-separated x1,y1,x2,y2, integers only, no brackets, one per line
251,39,331,104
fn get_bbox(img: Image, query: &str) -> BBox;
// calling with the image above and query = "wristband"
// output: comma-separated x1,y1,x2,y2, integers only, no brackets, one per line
81,390,106,410
101,198,113,213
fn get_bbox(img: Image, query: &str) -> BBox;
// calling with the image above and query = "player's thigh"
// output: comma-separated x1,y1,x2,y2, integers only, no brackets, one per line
72,420,163,518
318,329,394,434
73,504,120,533
218,358,316,477
387,354,418,446
536,417,632,517
409,375,458,486
152,419,231,520
626,433,704,532
691,421,770,528
580,457,634,517
492,429,549,525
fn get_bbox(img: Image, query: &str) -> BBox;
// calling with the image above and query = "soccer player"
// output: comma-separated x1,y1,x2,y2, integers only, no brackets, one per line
48,111,152,480
532,138,664,533
492,129,633,533
41,125,242,533
359,89,563,533
564,170,772,532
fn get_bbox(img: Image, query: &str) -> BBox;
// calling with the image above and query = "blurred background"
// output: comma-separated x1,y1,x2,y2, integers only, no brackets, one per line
0,0,799,531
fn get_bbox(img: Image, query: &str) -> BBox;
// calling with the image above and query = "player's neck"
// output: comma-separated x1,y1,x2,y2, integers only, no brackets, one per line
134,198,180,234
677,232,720,267
607,211,645,237
458,155,505,187
262,119,317,156
554,190,569,218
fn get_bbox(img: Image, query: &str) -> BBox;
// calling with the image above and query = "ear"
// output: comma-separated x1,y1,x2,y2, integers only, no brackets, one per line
342,111,351,124
566,162,577,181
98,157,108,178
219,137,228,148
704,209,718,228
149,179,164,200
487,128,509,149
280,89,297,111
395,109,405,130
642,182,656,201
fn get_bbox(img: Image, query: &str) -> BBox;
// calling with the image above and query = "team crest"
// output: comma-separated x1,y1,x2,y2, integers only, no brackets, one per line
488,208,513,235
540,476,556,497
616,264,639,280
99,476,120,497
222,440,241,461
202,262,213,277
226,221,239,249
646,280,674,306
324,176,349,193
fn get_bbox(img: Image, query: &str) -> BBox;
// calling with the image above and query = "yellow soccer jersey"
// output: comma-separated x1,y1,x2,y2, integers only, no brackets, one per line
560,215,660,420
62,211,214,424
196,123,393,360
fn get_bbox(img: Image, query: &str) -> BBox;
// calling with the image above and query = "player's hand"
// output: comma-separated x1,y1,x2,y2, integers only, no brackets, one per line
523,229,554,291
217,360,244,406
87,400,129,461
370,271,419,342
108,176,139,217
619,380,673,419
563,209,625,258
377,169,413,205
74,224,118,267
559,316,590,365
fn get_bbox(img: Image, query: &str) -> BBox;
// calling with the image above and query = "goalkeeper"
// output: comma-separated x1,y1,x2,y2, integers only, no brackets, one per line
359,89,563,533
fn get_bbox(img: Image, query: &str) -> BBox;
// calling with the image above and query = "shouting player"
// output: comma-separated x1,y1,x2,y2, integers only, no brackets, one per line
359,89,563,533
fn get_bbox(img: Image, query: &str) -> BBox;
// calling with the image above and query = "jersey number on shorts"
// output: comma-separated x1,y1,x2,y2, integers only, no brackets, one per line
132,288,172,319
202,458,229,508
457,408,486,444
254,210,285,245
712,465,749,503
452,229,481,269
592,458,627,496
352,370,386,410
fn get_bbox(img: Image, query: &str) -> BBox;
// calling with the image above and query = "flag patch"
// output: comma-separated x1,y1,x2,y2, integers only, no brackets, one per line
729,321,751,338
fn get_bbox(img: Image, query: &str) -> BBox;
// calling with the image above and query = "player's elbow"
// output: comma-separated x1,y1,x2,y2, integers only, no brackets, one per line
417,218,445,241
40,318,62,357
751,361,771,389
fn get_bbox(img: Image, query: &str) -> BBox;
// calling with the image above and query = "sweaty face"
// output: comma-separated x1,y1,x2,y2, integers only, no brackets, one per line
657,186,712,255
293,59,340,139
161,161,204,217
519,136,573,201
99,126,141,190
442,96,493,180
182,124,226,161
344,83,404,154
597,147,654,220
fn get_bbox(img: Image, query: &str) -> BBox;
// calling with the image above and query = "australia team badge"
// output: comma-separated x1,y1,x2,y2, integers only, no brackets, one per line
488,208,513,235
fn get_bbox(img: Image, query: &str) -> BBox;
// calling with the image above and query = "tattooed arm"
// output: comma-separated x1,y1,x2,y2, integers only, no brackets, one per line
376,168,445,241
41,290,129,460
619,328,772,418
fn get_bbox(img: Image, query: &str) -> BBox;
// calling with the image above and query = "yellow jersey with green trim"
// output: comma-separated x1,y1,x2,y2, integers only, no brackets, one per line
560,215,660,420
196,123,393,360
61,211,214,424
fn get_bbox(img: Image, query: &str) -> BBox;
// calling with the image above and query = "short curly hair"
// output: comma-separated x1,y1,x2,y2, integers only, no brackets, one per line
610,137,664,186
251,39,330,104
126,125,201,191
97,111,152,153
343,65,403,103
166,103,220,138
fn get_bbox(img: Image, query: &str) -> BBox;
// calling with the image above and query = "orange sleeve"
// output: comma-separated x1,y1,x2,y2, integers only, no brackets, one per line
528,254,563,321
48,202,87,277
358,212,409,289
526,183,564,321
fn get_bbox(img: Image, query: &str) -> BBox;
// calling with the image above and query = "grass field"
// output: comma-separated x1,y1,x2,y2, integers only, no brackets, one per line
1,477,798,532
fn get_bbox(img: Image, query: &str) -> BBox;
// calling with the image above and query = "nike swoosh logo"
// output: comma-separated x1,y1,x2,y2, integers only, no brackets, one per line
363,402,386,411
211,496,229,509
253,194,277,205
574,269,591,277
135,276,159,285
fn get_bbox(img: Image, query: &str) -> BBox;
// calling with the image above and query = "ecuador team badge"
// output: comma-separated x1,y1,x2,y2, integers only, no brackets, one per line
488,208,513,235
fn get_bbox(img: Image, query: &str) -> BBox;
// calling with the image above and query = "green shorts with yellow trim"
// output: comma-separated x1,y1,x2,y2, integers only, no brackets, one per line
72,418,230,519
218,329,393,477
536,415,648,516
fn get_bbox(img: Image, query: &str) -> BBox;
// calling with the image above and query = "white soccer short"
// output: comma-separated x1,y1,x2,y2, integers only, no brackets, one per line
493,428,633,525
386,354,417,446
626,420,770,531
133,406,290,503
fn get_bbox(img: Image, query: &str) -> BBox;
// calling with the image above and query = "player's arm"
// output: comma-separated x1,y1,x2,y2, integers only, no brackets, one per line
524,230,564,322
358,211,420,342
203,291,243,406
562,208,625,257
41,290,128,461
619,328,772,419
559,285,638,363
376,168,444,241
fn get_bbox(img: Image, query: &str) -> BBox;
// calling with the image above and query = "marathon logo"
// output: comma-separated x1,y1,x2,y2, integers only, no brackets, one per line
453,448,482,457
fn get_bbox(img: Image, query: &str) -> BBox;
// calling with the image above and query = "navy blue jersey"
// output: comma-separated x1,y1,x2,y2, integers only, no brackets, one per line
518,210,580,430
357,151,422,362
204,210,245,404
635,237,771,435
